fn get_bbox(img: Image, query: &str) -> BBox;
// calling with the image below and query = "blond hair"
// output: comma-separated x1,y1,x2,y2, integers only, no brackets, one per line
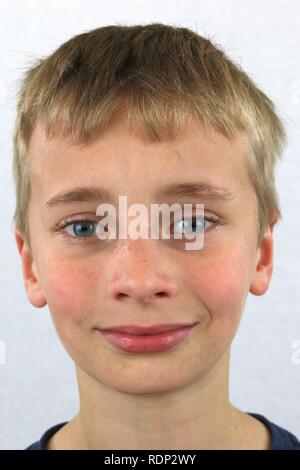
12,22,286,250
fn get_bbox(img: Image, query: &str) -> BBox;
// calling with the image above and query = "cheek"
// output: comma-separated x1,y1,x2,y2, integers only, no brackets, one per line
183,245,251,343
40,258,102,329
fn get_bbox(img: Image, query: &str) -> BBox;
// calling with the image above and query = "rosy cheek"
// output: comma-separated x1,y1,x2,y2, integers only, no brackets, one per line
182,250,250,334
42,262,95,324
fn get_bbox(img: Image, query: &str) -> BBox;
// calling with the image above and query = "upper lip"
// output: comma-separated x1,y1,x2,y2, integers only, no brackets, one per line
98,323,198,335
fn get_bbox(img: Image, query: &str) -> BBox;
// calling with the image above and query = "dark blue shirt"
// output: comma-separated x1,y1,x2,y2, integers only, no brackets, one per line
24,413,300,450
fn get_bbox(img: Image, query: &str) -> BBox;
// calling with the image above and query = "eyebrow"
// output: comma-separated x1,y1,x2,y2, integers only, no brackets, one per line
45,182,235,208
46,187,111,208
157,182,235,201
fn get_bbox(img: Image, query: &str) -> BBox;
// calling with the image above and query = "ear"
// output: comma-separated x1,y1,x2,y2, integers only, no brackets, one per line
15,230,47,308
249,214,279,296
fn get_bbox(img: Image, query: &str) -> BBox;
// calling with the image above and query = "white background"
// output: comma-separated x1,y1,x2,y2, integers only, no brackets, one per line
0,0,299,450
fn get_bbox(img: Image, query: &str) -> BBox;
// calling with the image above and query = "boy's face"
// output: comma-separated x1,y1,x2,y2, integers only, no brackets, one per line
16,112,276,395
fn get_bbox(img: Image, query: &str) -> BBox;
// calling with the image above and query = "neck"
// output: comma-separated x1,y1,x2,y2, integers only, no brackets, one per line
70,350,245,449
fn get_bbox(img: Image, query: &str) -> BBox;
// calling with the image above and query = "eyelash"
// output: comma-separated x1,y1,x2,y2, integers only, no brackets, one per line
55,215,221,243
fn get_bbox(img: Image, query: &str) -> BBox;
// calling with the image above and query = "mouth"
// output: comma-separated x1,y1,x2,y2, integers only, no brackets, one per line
96,322,199,353
98,322,199,336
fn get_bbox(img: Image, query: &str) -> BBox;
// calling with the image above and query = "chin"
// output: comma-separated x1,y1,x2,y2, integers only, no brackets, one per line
105,378,182,396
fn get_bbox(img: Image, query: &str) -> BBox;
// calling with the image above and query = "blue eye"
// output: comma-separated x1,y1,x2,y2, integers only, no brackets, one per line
59,220,99,240
171,216,218,236
174,217,203,234
72,221,96,237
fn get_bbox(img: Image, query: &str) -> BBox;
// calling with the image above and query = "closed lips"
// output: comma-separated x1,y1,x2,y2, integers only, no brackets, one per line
99,323,198,335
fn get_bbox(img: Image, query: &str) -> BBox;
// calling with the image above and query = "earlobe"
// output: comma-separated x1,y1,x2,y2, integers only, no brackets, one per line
249,215,278,296
15,230,47,308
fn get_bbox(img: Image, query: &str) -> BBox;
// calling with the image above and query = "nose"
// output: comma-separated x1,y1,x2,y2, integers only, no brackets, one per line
106,240,178,305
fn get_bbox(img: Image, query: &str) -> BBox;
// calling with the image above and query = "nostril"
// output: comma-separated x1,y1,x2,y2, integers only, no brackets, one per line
116,293,129,300
156,292,167,298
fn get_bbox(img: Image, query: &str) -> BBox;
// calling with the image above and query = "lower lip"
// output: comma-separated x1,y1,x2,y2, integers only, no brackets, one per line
98,325,196,353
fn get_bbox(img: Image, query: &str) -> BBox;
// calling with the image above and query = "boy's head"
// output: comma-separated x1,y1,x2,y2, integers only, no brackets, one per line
13,23,286,393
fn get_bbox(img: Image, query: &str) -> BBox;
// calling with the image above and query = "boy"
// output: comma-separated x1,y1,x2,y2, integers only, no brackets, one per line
12,22,300,450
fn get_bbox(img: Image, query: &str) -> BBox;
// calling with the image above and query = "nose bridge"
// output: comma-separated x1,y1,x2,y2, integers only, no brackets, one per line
106,238,178,304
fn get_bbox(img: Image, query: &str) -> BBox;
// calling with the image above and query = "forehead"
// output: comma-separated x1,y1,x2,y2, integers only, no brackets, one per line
28,116,251,200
